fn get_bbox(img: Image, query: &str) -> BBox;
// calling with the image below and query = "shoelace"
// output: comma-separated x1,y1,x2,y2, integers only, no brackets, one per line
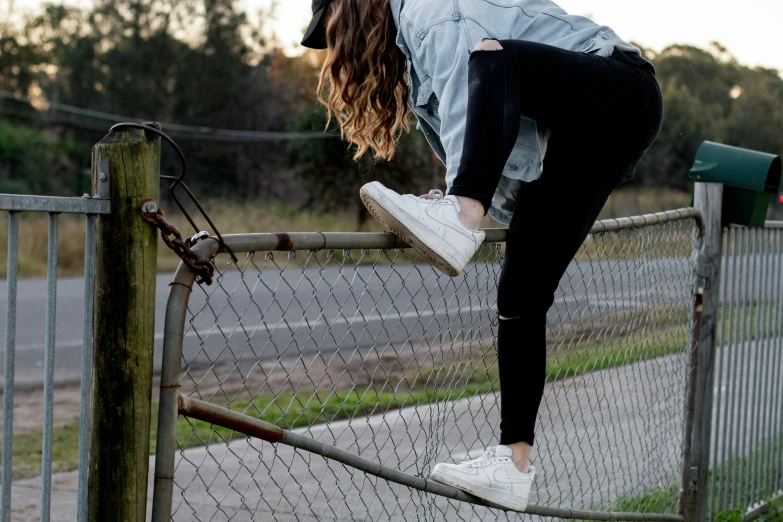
463,446,503,467
419,189,444,200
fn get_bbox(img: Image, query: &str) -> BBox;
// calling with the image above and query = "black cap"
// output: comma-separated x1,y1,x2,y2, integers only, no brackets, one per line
301,0,332,49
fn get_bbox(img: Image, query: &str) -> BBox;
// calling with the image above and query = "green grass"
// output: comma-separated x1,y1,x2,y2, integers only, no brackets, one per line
716,300,783,345
0,418,82,479
578,483,681,519
710,434,783,518
588,433,783,521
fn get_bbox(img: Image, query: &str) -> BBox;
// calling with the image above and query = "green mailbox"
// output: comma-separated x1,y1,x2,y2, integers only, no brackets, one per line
689,141,782,227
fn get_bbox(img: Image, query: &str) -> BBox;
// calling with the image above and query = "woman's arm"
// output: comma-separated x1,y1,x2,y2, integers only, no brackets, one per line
420,23,471,190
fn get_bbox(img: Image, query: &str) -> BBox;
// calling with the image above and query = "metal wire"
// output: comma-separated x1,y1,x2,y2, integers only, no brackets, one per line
157,213,701,521
108,122,238,264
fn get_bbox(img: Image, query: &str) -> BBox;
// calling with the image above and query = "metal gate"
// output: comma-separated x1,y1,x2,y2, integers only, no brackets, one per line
0,194,109,522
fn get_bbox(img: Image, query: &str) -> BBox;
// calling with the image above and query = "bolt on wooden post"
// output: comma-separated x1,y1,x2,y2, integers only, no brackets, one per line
88,124,160,521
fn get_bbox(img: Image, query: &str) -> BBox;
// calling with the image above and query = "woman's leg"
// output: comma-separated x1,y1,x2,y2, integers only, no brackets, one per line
449,39,663,222
428,40,662,510
495,133,631,472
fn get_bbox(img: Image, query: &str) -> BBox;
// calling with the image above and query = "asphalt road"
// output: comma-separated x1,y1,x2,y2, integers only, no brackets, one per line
0,256,694,390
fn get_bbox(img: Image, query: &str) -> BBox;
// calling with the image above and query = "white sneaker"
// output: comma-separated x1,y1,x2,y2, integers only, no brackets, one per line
359,181,486,276
429,446,536,511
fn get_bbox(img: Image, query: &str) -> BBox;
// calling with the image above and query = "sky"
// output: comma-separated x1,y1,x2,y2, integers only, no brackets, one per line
8,0,783,72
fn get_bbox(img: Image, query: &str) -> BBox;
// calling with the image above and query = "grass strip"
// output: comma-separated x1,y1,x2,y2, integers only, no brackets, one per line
586,434,783,521
0,419,82,480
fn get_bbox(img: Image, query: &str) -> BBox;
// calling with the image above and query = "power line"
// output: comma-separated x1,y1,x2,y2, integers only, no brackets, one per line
0,90,338,141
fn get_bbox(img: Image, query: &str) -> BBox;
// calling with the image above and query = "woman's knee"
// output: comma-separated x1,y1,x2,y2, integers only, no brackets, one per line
497,280,557,319
473,39,503,52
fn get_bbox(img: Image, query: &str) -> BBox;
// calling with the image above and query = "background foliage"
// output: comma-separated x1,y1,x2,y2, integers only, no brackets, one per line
1,1,782,225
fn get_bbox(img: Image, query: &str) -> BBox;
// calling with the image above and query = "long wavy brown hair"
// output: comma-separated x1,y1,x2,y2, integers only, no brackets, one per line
317,0,410,161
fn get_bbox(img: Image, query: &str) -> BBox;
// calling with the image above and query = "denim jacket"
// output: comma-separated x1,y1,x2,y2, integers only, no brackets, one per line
388,0,641,224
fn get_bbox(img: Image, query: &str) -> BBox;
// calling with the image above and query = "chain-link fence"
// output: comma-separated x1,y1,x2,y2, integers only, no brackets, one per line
709,224,783,521
151,209,702,521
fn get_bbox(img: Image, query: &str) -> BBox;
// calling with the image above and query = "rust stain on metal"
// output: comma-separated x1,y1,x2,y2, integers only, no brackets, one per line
178,394,285,444
275,233,294,251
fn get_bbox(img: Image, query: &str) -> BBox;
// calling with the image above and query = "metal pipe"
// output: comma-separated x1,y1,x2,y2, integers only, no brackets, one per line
40,213,58,521
178,395,685,522
725,227,743,511
754,228,770,501
771,228,782,494
709,227,729,519
738,228,757,506
678,292,702,517
76,214,97,522
767,229,783,497
748,228,766,502
773,229,783,495
209,208,703,254
0,194,110,215
756,229,775,500
150,239,220,522
1,212,19,522
589,207,703,235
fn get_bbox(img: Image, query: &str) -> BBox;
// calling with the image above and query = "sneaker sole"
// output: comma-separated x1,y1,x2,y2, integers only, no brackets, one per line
429,468,530,512
359,183,465,277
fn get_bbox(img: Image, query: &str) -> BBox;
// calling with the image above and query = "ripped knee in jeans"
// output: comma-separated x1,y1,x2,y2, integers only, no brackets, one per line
473,39,504,52
499,315,520,321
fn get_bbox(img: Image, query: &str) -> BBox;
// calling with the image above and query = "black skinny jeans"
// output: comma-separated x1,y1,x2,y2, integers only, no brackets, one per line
448,40,663,446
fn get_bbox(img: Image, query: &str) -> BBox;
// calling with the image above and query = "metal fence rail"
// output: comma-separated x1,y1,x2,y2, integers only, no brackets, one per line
151,208,702,521
709,224,783,521
0,194,109,522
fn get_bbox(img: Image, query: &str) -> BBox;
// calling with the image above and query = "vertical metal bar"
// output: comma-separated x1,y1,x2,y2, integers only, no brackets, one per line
76,214,96,522
739,227,757,507
746,228,761,502
709,228,729,520
722,228,741,514
757,229,773,499
150,246,213,521
749,228,768,502
40,213,59,521
760,227,781,499
731,227,750,508
722,228,740,513
1,212,19,522
776,228,783,495
767,228,783,497
680,291,703,518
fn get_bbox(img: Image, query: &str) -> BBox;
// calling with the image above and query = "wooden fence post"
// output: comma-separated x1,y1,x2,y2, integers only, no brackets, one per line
88,124,160,521
682,182,723,522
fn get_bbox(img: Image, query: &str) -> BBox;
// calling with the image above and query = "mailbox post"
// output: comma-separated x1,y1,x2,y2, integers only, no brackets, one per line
680,142,781,522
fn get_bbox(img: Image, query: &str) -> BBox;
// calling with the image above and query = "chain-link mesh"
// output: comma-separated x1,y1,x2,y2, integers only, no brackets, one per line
166,216,699,521
709,225,783,521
